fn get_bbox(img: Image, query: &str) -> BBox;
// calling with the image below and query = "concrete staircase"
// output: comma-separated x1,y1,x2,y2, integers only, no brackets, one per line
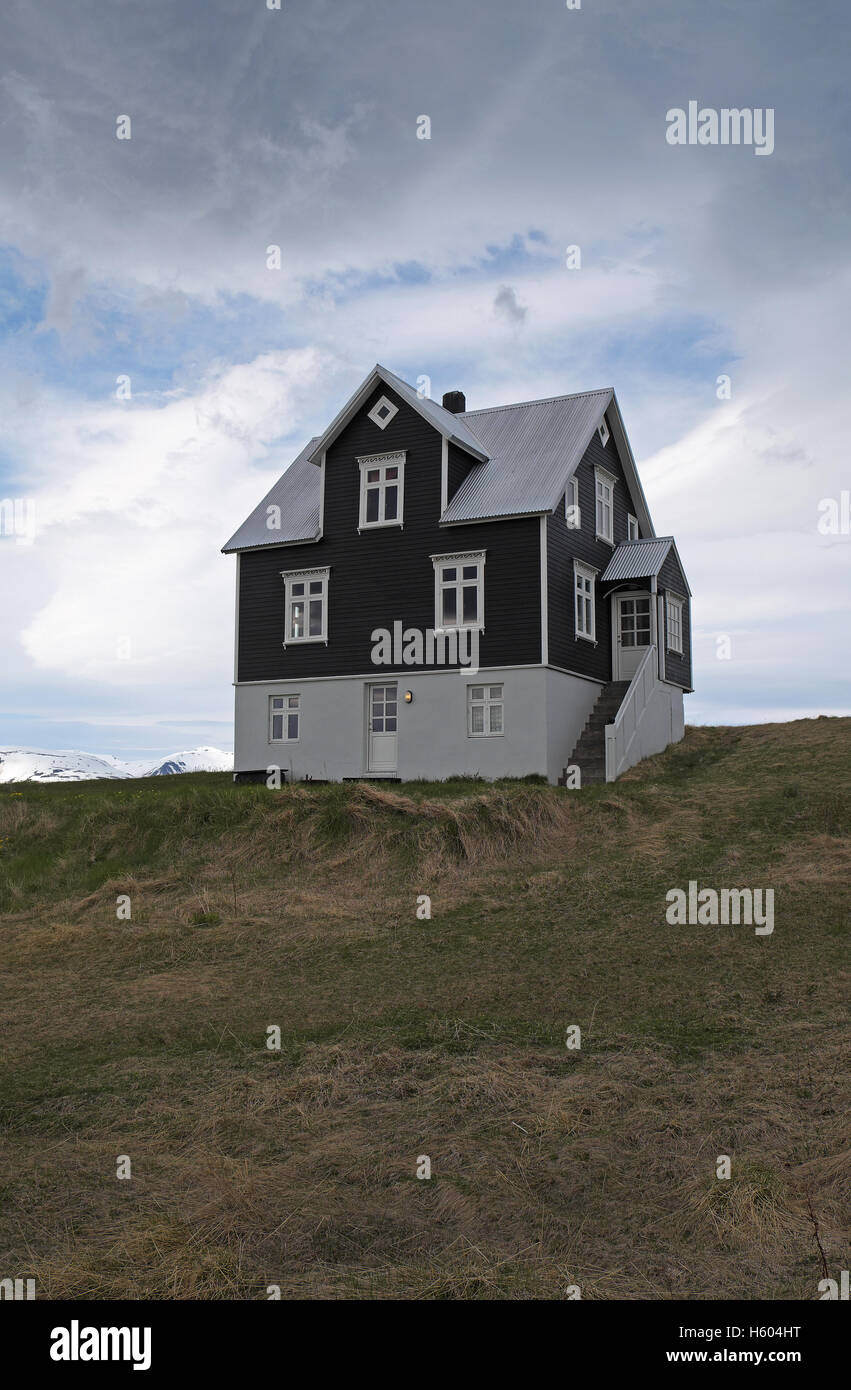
563,681,630,785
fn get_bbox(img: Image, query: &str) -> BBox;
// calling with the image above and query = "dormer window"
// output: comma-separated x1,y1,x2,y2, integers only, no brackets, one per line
358,452,405,529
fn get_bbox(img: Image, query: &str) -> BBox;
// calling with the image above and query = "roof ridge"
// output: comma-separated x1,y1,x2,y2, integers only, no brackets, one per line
460,387,612,418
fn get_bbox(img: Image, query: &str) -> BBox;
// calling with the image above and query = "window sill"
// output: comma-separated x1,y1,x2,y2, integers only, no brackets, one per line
357,522,404,532
467,733,505,739
595,534,615,547
282,637,327,647
576,632,598,646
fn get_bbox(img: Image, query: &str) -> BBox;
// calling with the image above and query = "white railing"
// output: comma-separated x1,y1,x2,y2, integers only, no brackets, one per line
604,644,658,783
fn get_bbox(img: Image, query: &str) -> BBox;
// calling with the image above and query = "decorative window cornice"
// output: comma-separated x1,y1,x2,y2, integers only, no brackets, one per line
356,450,406,467
430,549,486,567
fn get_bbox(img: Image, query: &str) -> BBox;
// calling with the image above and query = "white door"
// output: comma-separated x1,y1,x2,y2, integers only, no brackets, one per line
367,683,398,773
616,594,652,680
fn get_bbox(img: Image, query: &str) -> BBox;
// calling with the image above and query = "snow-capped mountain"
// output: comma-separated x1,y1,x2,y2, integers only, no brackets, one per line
0,746,233,783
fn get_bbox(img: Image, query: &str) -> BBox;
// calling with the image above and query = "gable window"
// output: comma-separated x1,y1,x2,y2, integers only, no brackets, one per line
358,452,405,529
627,514,639,540
594,466,616,544
565,476,581,530
270,694,300,741
367,395,399,430
431,550,485,629
468,684,503,736
666,595,684,654
598,417,610,447
574,560,597,642
281,567,329,645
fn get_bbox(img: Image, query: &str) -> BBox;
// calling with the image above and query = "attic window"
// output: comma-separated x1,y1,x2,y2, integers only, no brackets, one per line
368,395,399,430
598,418,610,447
594,466,616,544
565,477,581,530
628,514,639,540
358,452,405,529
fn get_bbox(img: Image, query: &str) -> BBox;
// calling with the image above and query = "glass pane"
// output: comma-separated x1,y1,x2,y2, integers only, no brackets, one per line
384,485,398,519
287,714,299,739
372,687,384,703
272,697,284,710
287,696,299,709
290,601,304,638
372,717,384,733
385,717,397,732
462,565,478,580
366,489,379,523
441,567,456,582
462,585,478,623
291,582,304,597
271,715,283,739
489,705,503,734
489,686,502,699
309,580,323,595
442,589,457,624
385,466,398,480
309,599,323,636
471,687,484,700
385,701,397,717
367,469,380,483
471,705,484,733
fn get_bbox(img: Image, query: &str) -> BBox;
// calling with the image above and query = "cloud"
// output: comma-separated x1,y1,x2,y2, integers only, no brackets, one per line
493,284,528,326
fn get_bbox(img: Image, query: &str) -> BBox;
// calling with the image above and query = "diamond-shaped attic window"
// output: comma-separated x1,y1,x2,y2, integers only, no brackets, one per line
368,395,398,430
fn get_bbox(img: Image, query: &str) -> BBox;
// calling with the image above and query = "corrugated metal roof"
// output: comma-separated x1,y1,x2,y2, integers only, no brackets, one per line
221,439,321,552
440,388,612,522
600,537,674,583
379,366,490,461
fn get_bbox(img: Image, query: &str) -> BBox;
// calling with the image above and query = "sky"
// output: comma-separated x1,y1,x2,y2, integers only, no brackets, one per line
0,0,848,758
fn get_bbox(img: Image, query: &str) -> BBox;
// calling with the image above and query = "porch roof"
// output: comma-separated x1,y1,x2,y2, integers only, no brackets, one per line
600,537,676,584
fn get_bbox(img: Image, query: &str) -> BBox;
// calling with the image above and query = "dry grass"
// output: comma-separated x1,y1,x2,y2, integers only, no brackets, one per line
0,718,849,1299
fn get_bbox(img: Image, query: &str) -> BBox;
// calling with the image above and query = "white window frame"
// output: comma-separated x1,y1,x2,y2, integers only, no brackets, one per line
598,417,610,447
431,550,486,630
467,683,504,737
269,694,300,742
280,566,330,646
358,451,405,530
666,594,684,654
627,513,639,540
565,476,581,530
594,466,616,545
574,559,597,642
367,394,399,430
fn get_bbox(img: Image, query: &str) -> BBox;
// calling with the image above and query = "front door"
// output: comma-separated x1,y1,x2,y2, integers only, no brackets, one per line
615,594,652,680
367,683,398,773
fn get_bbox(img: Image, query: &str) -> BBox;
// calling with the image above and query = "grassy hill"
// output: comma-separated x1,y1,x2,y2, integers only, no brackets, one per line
0,719,848,1300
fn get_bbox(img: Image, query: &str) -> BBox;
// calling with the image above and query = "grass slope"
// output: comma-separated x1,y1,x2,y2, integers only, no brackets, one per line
0,719,848,1300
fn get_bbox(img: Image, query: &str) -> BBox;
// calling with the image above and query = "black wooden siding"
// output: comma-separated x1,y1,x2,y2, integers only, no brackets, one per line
237,383,542,681
547,427,638,680
446,441,478,505
658,549,693,689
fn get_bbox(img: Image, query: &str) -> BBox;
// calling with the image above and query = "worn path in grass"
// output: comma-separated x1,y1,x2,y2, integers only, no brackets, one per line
0,719,848,1298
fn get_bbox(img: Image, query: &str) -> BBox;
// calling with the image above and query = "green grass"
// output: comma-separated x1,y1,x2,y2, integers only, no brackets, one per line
0,718,849,1299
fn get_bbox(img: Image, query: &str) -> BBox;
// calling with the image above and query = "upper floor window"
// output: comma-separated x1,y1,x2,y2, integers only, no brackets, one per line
431,550,485,629
594,466,616,544
358,452,405,529
627,513,639,540
574,560,597,641
281,566,329,645
565,476,581,530
666,595,684,654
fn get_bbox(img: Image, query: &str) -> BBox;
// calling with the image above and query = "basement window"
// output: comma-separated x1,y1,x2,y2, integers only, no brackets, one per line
666,595,684,654
468,684,504,737
574,560,597,642
281,567,329,645
358,452,405,529
270,694,300,742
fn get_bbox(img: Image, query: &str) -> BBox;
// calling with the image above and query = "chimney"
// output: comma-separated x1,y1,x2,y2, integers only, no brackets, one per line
442,390,466,414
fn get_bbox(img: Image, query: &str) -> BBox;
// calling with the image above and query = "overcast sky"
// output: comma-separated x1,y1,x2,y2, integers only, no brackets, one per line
0,0,848,757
